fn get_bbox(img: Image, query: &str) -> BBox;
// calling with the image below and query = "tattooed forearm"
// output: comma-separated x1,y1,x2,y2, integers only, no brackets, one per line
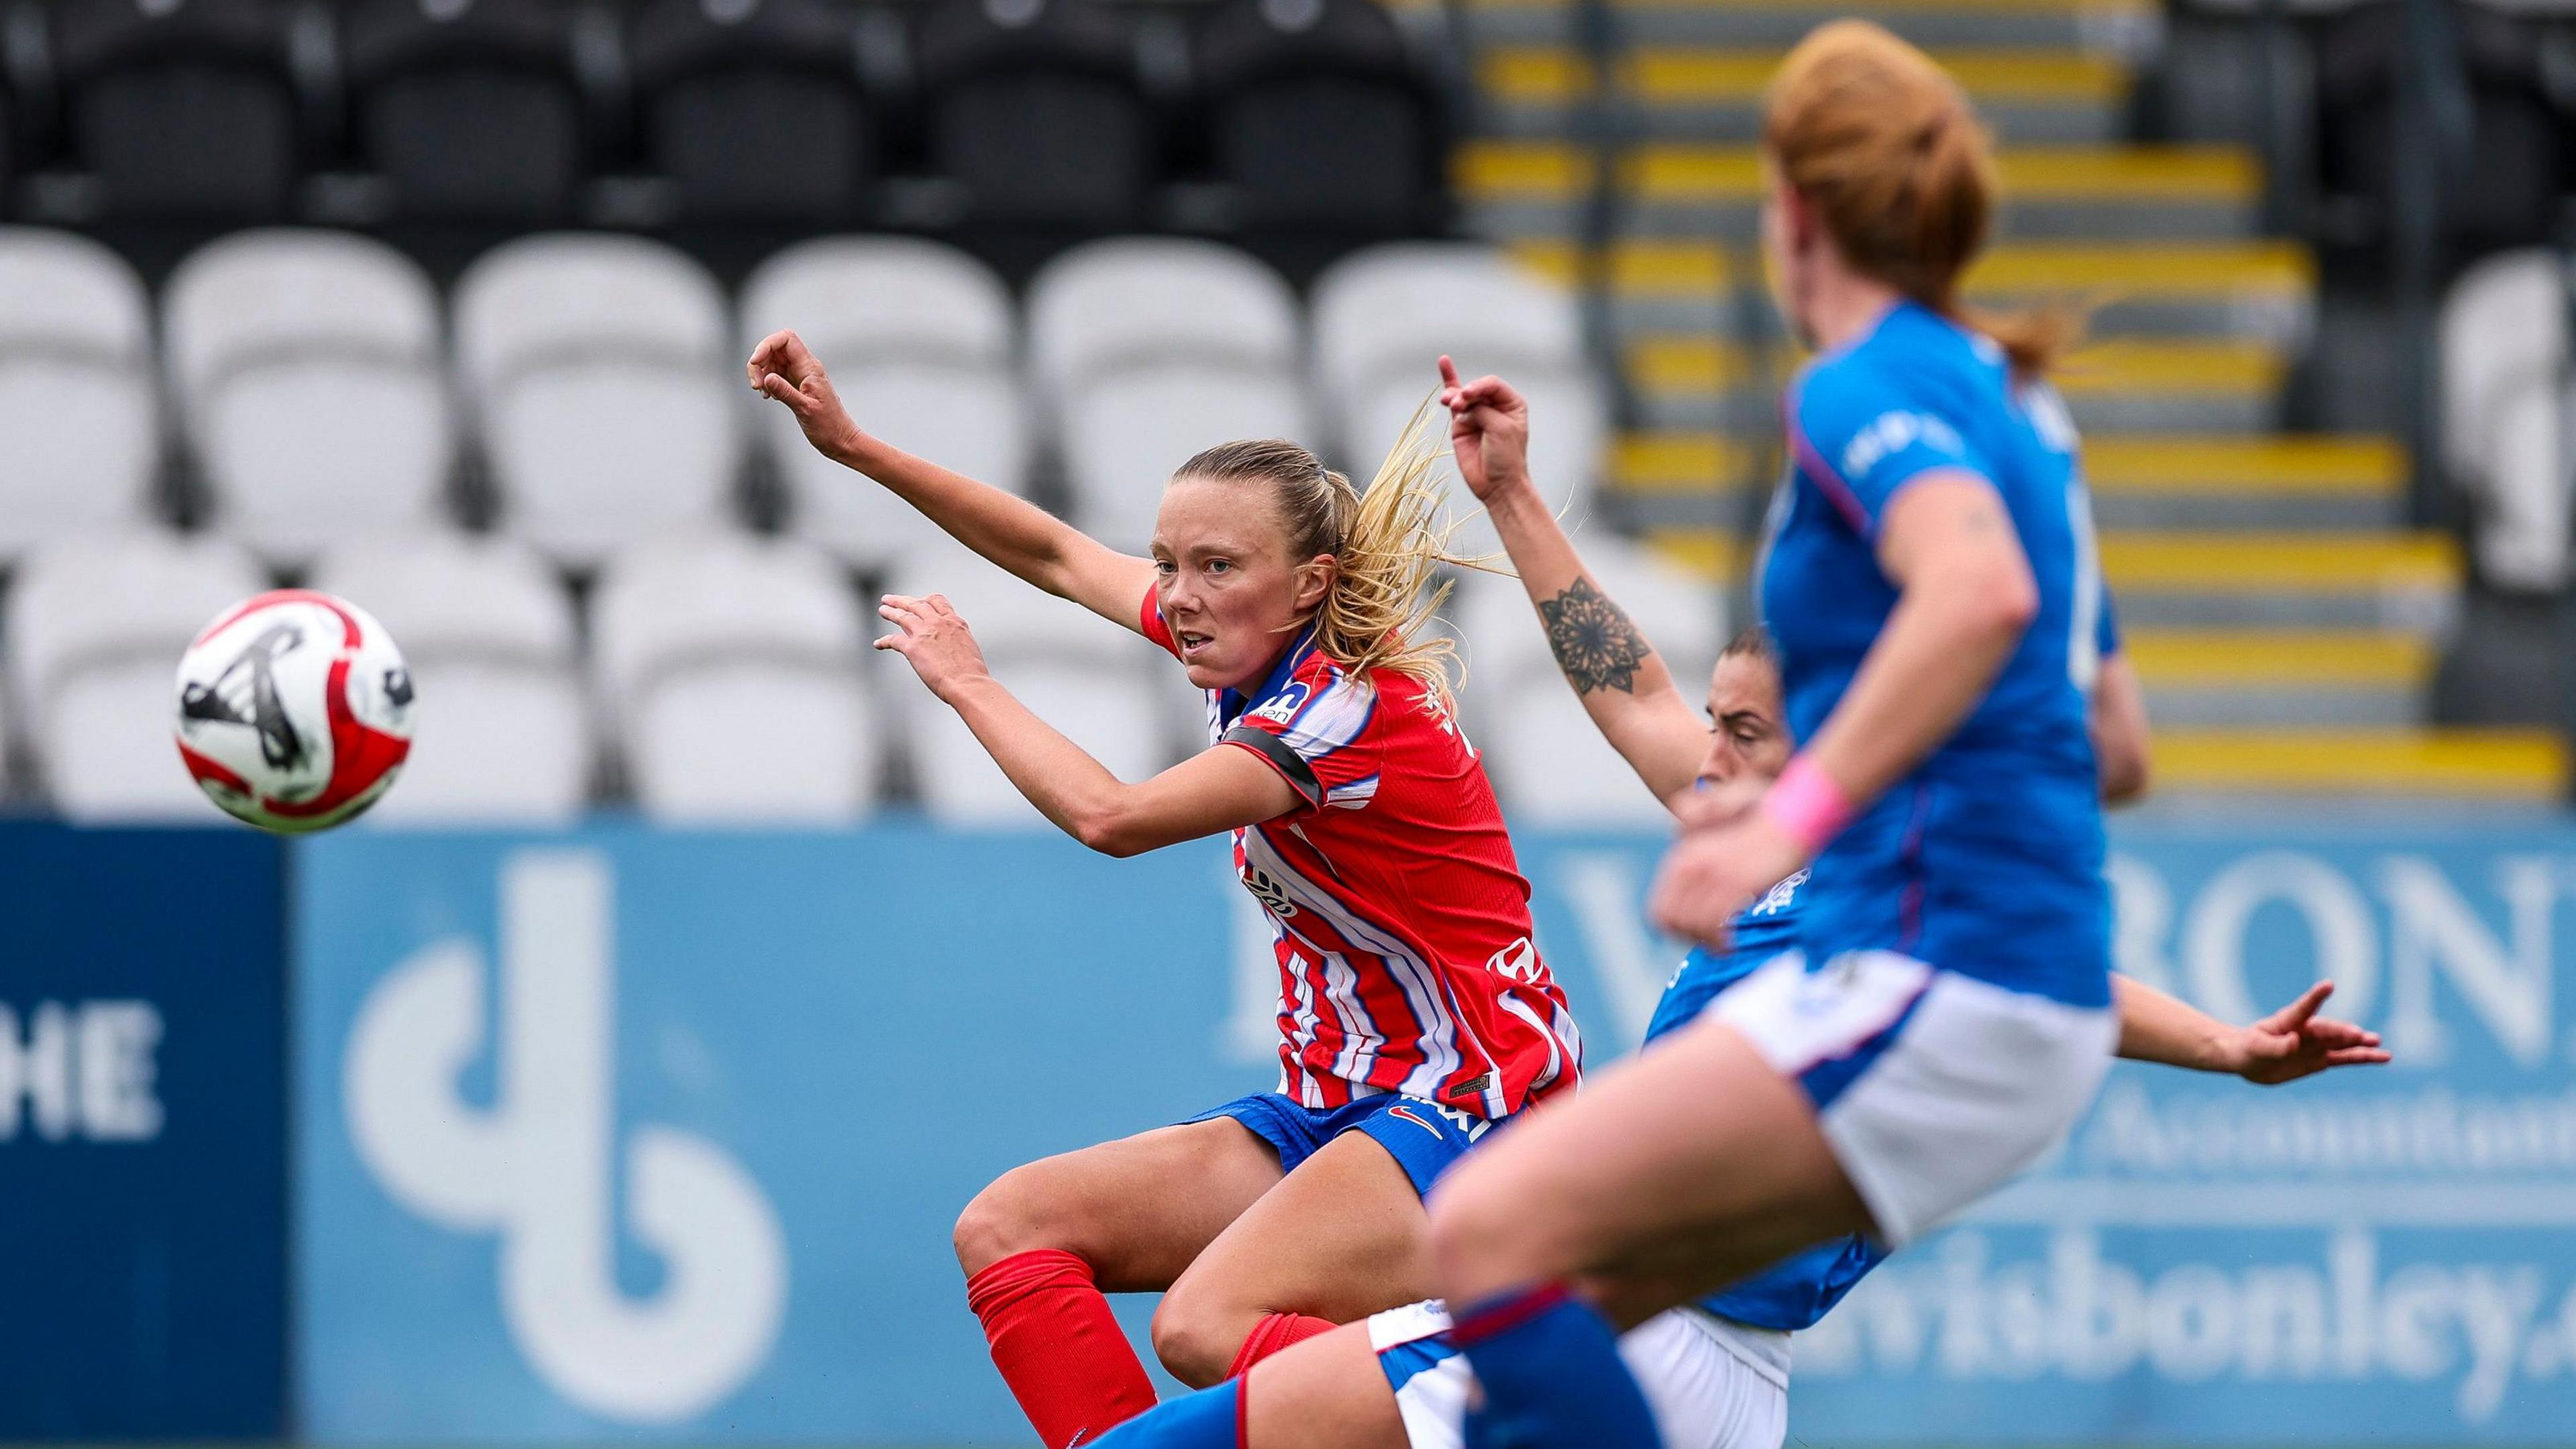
1538,576,1653,694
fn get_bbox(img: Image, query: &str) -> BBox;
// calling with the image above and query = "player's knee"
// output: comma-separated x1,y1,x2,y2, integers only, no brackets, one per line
1146,1289,1244,1389
952,1167,1070,1276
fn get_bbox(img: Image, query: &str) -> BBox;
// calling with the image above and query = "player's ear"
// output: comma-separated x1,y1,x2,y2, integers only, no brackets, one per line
1294,555,1337,612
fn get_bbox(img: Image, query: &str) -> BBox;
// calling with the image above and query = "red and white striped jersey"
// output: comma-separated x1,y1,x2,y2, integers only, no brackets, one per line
1142,587,1582,1119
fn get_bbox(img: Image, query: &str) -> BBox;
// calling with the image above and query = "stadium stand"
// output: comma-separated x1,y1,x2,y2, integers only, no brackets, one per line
339,0,590,223
889,539,1191,822
590,532,881,821
7,531,266,822
739,235,1031,568
164,229,454,564
2440,248,2570,594
0,228,162,557
309,533,592,824
913,0,1158,232
454,233,743,565
49,0,303,222
625,0,881,225
1027,236,1312,549
1311,241,1604,556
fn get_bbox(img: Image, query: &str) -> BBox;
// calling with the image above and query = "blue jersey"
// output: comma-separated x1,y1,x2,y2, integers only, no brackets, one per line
1641,872,1885,1332
1760,301,2112,1009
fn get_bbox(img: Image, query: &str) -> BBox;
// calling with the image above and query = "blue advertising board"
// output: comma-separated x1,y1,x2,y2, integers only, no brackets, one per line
0,823,286,1438
291,821,2576,1444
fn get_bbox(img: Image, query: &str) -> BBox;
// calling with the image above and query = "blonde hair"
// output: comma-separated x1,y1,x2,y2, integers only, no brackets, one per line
1173,396,1469,704
1764,19,2080,374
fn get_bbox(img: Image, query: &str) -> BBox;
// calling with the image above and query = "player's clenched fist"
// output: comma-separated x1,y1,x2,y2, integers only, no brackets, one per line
749,329,865,464
875,593,991,702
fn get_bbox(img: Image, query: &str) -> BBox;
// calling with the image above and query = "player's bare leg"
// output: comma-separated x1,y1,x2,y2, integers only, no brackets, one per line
1243,1321,1408,1448
953,1117,1285,1285
1428,1014,1870,1316
1152,1128,1435,1385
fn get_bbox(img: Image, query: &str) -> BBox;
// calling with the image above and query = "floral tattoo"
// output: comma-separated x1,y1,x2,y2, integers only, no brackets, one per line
1538,577,1651,694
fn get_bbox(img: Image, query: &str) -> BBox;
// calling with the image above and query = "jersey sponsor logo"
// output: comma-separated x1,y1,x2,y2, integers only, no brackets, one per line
1246,680,1310,726
1746,869,1811,920
1840,410,1965,482
1486,936,1547,984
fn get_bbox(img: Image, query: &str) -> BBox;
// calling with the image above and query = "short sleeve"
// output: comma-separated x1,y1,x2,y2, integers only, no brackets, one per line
2096,590,2123,659
1218,660,1379,812
1790,364,1992,533
1138,582,1178,658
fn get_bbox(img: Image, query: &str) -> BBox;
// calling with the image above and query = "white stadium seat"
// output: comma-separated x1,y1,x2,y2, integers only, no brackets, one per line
1311,243,1607,558
455,235,743,565
8,531,268,822
592,533,880,822
0,229,162,555
1026,239,1316,550
164,230,455,564
308,533,592,824
2440,249,2570,592
1453,537,1727,824
888,540,1189,824
741,237,1030,570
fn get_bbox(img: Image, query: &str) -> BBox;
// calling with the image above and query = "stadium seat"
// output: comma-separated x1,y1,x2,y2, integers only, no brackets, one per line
50,0,303,220
888,539,1187,822
0,229,162,557
341,0,588,222
1026,238,1313,550
590,533,881,821
627,0,876,224
455,234,744,565
914,0,1157,229
2439,249,2570,592
1191,0,1443,238
741,237,1029,570
7,531,268,822
1452,537,1725,824
164,230,455,564
309,533,592,823
1310,243,1605,558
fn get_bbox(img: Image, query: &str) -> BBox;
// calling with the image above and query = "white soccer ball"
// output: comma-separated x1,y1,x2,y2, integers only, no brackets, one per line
173,590,417,833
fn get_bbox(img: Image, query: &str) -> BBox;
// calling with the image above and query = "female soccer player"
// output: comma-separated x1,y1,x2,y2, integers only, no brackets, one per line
1063,364,2385,1449
747,333,1582,1447
1413,23,2214,1444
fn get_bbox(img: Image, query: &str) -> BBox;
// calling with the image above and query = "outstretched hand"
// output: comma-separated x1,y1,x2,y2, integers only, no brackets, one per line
2222,980,2390,1085
1436,356,1533,502
875,593,991,704
748,329,865,463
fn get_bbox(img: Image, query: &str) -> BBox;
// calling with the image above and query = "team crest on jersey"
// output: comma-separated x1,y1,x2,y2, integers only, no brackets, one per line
1745,869,1810,919
1246,680,1309,726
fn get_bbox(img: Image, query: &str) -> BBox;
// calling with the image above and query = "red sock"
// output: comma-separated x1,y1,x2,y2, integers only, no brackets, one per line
1224,1311,1337,1380
965,1249,1159,1449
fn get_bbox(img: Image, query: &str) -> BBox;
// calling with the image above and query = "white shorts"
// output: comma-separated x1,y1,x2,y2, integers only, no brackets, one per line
1711,949,2118,1246
1367,1300,1788,1449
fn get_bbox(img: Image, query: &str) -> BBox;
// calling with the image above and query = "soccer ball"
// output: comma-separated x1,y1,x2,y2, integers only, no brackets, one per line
174,590,416,833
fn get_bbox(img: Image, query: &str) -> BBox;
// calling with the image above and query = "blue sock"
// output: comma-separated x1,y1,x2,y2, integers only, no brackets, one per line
1454,1285,1662,1449
1083,1377,1240,1449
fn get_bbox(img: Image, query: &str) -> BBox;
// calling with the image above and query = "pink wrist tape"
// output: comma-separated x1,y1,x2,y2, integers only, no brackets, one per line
1763,755,1857,855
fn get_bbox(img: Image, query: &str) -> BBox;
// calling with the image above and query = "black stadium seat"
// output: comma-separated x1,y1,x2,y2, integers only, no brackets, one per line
341,0,589,222
1191,0,1443,239
627,0,876,224
51,0,303,220
915,0,1155,231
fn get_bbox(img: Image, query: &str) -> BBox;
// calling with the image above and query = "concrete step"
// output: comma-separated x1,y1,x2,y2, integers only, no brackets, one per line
2125,628,2432,727
2147,729,2567,801
1623,335,2288,433
1476,46,2129,142
1448,0,2162,51
1458,142,2261,241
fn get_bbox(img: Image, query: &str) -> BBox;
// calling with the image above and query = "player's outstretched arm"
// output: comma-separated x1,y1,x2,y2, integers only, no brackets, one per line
879,592,1301,853
1437,358,1705,803
751,329,1155,633
2114,975,2390,1084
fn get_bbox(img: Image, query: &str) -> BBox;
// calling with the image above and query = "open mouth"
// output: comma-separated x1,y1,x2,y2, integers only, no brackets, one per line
1175,629,1215,656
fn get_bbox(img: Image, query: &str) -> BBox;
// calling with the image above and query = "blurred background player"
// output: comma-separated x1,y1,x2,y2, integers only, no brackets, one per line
749,330,1585,1446
1415,23,2171,1446
1067,360,2386,1449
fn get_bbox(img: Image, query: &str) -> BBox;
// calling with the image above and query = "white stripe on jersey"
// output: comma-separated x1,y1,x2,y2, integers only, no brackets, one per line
1495,991,1567,1105
1279,669,1374,759
1282,947,1327,1108
1325,773,1381,810
1242,825,1469,1102
1320,951,1386,1086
